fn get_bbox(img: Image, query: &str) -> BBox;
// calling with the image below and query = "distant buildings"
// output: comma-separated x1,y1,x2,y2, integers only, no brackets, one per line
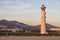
49,28,60,31
0,25,7,29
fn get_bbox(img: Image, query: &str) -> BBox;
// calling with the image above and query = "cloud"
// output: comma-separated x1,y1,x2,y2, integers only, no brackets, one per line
0,0,37,14
0,0,33,10
0,0,40,25
0,0,40,17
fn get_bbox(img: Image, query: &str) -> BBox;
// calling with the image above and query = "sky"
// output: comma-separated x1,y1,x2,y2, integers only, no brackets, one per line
0,0,60,26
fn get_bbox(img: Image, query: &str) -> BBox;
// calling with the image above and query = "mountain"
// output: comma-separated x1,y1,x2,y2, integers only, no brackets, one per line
34,23,58,30
0,20,59,32
30,23,59,31
0,20,31,31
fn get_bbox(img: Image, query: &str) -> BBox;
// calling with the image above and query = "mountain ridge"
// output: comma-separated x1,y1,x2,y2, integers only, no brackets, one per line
0,19,59,31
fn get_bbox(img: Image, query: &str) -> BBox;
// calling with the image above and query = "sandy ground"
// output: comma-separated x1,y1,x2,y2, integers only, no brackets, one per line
0,36,60,40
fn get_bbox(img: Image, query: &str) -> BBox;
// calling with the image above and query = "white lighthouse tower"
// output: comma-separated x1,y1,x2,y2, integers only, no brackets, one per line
40,4,47,34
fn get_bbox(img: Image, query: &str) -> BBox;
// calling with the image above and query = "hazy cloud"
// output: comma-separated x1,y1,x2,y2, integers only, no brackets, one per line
0,0,40,25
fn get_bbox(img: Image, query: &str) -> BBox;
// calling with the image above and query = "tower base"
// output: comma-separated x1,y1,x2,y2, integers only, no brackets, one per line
40,32,48,34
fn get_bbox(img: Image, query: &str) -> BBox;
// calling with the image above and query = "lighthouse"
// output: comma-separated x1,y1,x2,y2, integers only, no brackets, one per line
40,4,47,34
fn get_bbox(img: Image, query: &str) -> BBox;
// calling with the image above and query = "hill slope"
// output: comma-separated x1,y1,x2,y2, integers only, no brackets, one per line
0,20,59,31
